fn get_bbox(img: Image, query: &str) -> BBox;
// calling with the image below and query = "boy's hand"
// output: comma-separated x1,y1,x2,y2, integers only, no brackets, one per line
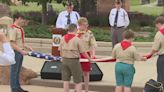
21,50,28,55
142,57,147,61
24,45,33,51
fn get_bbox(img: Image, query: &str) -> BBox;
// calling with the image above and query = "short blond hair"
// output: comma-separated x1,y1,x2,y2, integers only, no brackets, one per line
78,17,88,26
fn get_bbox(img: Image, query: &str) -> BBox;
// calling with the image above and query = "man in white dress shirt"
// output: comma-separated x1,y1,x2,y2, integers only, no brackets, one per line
109,0,130,48
56,2,80,29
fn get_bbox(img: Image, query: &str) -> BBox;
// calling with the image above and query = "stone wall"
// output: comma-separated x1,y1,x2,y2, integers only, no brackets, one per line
0,3,11,17
97,0,130,16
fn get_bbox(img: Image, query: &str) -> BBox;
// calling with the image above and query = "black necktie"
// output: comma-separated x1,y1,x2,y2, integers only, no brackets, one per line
114,10,119,27
67,12,71,24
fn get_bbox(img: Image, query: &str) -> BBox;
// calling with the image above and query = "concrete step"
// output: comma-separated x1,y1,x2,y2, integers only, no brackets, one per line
29,77,143,92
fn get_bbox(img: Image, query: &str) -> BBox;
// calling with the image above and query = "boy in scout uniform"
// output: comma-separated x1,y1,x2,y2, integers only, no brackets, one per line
147,16,164,89
9,13,32,92
112,30,146,92
77,17,97,92
59,24,91,92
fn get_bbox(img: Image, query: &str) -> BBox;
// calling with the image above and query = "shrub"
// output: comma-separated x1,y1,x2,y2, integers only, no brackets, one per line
128,12,155,27
90,27,111,42
87,15,108,27
24,24,52,38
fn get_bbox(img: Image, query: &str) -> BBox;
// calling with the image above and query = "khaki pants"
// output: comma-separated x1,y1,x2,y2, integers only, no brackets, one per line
62,58,83,83
111,27,126,48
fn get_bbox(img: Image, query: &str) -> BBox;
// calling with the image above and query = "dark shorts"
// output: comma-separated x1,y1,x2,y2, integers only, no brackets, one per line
62,58,83,83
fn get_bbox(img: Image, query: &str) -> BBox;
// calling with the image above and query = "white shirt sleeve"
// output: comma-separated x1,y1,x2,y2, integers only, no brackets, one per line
76,12,80,20
56,12,65,28
0,42,15,66
123,10,130,27
109,9,115,27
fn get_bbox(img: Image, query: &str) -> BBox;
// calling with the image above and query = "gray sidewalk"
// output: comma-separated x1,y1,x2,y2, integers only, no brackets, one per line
0,85,97,92
19,54,158,92
1,38,157,92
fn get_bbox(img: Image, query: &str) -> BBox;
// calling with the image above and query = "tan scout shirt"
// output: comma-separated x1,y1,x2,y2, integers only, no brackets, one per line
77,30,97,52
112,43,142,64
8,27,24,49
59,36,86,58
152,31,164,55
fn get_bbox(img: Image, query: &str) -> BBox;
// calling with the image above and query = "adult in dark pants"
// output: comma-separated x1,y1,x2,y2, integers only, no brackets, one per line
109,0,130,48
148,16,164,88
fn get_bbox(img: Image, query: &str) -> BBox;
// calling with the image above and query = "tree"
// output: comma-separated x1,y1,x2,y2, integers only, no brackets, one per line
141,0,150,5
27,0,52,25
0,0,11,5
157,0,164,6
79,0,97,16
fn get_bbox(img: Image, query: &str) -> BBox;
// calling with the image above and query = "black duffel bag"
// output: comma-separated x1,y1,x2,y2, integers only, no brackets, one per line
144,79,164,92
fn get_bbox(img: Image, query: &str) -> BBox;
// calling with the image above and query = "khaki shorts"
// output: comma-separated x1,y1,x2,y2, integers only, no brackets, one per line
61,58,83,83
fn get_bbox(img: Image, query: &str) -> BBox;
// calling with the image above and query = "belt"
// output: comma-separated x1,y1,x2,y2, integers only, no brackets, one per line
112,26,125,28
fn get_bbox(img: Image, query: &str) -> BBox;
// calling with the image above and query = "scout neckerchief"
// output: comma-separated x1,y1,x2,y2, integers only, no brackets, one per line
159,27,164,35
120,40,132,50
64,33,76,43
11,24,25,44
77,29,88,38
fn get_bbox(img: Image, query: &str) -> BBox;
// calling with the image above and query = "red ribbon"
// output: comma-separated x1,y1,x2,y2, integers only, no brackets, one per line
11,24,25,43
120,41,132,50
143,54,153,59
64,33,76,43
96,58,116,62
160,28,164,35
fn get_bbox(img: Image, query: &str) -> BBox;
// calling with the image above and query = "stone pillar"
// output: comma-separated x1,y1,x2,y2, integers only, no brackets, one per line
97,0,129,16
97,0,114,16
0,3,11,17
141,0,150,5
157,0,164,6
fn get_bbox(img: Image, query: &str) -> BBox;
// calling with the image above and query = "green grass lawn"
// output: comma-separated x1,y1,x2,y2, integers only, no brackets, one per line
130,0,156,6
10,2,65,13
130,0,164,16
130,4,164,16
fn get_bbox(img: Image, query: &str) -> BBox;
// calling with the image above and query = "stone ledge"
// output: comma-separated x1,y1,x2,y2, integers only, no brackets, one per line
25,38,153,47
29,77,143,92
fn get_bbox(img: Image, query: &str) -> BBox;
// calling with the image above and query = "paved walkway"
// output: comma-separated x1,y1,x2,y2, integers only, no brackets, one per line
1,40,158,92
22,55,157,87
0,85,97,92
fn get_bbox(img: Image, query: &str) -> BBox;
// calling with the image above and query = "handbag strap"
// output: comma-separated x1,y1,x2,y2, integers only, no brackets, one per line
146,82,164,92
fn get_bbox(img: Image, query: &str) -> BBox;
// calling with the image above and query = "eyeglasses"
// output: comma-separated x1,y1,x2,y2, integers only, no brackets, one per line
82,23,89,26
